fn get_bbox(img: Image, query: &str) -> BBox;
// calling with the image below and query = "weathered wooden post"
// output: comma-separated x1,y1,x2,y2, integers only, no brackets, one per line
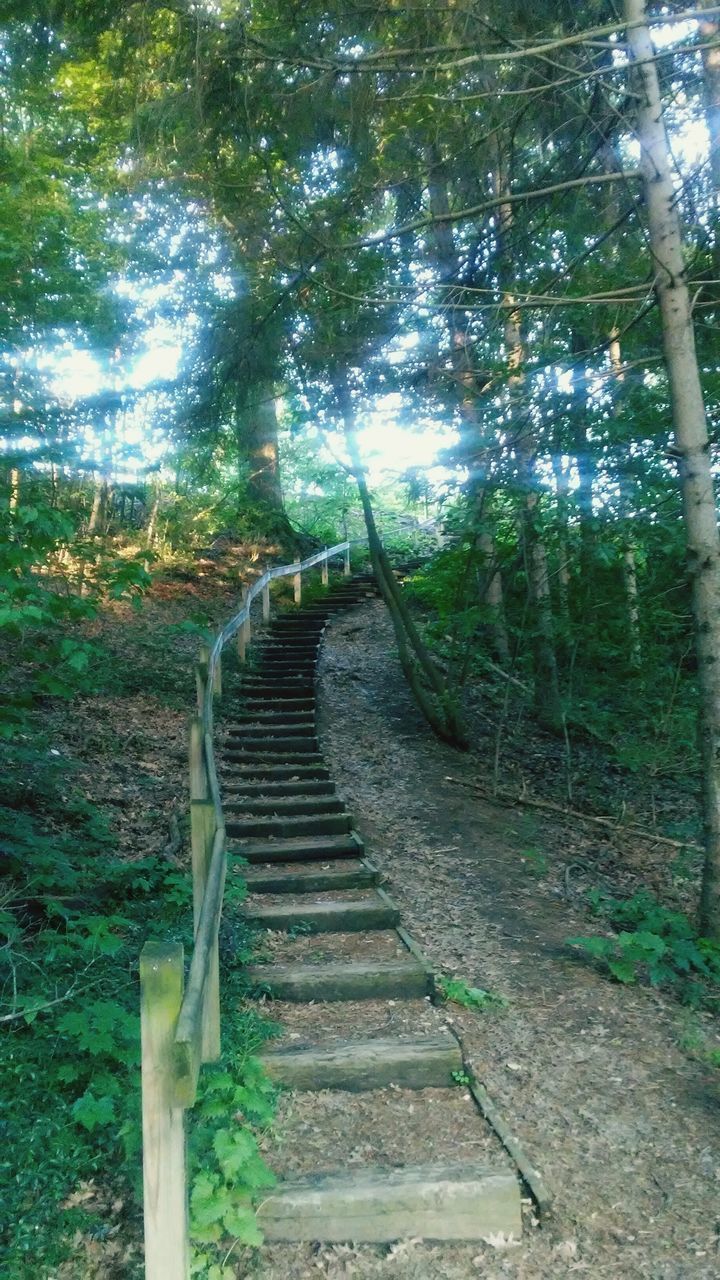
199,643,221,699
190,799,221,1061
188,716,208,802
262,574,271,622
236,588,250,663
140,940,189,1280
321,549,329,587
343,544,351,577
195,651,208,717
294,567,302,604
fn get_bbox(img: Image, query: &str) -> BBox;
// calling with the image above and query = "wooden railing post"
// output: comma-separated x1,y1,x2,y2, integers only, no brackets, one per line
188,716,208,802
321,549,329,587
195,661,207,716
236,588,249,663
294,568,302,605
140,940,189,1280
189,800,221,1061
262,577,271,622
343,544,351,577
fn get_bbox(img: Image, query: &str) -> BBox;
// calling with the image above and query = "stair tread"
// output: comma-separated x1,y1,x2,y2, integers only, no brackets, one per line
260,1032,462,1091
257,1160,521,1243
244,894,399,932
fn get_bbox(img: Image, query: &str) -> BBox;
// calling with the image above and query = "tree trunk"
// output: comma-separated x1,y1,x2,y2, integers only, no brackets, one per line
425,144,510,657
497,189,563,731
700,1,720,198
478,528,511,664
336,374,465,747
245,388,284,512
609,331,642,670
626,0,720,938
146,487,161,548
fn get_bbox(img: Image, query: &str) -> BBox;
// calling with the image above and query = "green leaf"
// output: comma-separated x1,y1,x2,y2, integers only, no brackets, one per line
222,1205,264,1246
72,1090,115,1131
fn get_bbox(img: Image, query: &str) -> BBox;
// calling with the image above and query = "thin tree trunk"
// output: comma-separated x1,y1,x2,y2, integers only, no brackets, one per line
497,188,563,731
146,487,161,548
626,0,720,938
425,144,510,657
700,2,720,197
9,467,19,513
609,331,642,669
336,374,465,746
478,529,511,664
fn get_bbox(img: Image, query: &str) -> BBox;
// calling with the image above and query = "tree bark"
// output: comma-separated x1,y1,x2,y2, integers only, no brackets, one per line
609,331,642,669
496,187,563,731
626,0,720,938
700,1,720,197
244,388,284,512
425,144,510,661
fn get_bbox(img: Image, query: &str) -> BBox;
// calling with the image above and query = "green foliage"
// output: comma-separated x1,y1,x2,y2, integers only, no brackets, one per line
568,890,720,1004
450,1068,472,1086
438,976,508,1011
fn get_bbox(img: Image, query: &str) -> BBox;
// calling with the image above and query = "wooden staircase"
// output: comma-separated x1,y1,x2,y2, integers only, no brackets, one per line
221,574,523,1245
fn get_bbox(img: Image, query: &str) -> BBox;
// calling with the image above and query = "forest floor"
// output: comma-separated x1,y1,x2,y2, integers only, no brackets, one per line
252,599,720,1280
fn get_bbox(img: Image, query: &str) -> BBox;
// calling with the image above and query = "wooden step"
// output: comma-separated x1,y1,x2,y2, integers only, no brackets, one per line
243,861,377,893
242,698,315,711
239,832,364,862
224,750,325,766
258,1162,521,1243
229,725,316,740
260,1032,463,1091
260,640,319,650
244,893,399,933
249,958,429,1001
223,780,335,798
240,684,315,699
227,812,351,838
229,712,316,725
225,796,343,816
222,764,330,782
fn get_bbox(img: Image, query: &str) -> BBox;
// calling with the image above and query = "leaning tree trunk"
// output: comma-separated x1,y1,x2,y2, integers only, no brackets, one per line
336,374,466,747
626,0,720,939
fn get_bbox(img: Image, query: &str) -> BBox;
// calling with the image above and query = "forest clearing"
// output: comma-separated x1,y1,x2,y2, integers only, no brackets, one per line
3,2,720,1278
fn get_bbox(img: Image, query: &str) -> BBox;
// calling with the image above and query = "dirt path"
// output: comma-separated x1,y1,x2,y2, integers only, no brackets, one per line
290,600,720,1280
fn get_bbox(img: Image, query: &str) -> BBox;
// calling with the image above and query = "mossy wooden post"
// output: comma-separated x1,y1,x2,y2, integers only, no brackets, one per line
188,716,208,802
189,800,221,1061
140,940,189,1280
237,588,249,663
195,660,208,716
321,550,329,587
294,568,302,605
343,544,351,577
199,642,221,699
262,577,271,622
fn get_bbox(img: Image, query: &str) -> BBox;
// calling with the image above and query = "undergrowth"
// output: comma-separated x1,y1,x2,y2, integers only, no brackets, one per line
568,888,720,1008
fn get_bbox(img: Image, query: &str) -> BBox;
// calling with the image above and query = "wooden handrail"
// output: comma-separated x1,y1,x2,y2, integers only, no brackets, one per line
139,538,356,1279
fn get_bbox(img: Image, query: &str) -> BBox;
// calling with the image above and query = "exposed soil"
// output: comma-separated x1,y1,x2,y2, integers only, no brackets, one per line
253,599,720,1280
